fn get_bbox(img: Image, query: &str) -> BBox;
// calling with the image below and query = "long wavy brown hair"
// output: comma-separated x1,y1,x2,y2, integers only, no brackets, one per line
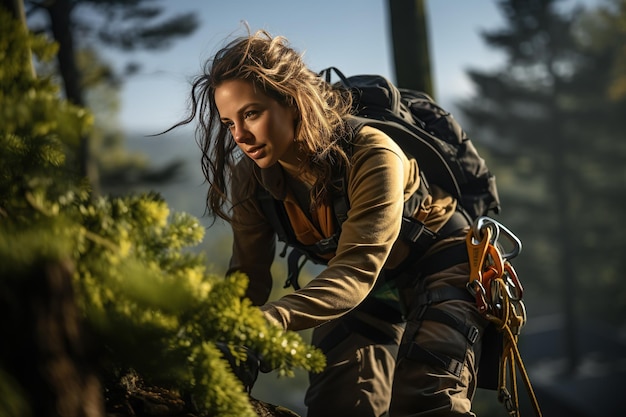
168,29,353,223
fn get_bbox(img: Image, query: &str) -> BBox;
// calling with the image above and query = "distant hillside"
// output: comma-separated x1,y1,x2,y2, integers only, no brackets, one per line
121,128,232,271
125,128,207,219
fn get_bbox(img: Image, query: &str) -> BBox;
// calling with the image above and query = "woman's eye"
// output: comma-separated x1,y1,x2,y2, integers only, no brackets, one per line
244,110,258,119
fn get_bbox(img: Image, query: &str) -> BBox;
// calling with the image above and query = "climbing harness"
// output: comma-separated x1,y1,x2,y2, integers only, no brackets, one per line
466,216,542,417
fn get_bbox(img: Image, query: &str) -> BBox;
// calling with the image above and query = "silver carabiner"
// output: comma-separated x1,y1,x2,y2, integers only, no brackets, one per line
472,216,522,261
473,216,499,244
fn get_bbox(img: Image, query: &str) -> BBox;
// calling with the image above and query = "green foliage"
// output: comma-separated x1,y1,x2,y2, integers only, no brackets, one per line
0,8,324,417
583,0,626,101
0,370,30,417
0,14,90,168
23,0,199,195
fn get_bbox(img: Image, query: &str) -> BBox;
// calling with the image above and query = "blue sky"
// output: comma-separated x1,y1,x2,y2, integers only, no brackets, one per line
115,0,509,133
114,0,600,134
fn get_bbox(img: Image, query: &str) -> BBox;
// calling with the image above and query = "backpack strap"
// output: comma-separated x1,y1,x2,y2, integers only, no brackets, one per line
256,184,340,290
256,186,291,247
330,175,349,224
283,173,347,290
257,121,466,291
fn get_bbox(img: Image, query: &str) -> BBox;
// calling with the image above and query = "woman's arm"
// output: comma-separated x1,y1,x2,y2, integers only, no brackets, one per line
228,161,276,306
261,127,411,330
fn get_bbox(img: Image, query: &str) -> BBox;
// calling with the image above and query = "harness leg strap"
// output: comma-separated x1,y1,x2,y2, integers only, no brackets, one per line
421,308,480,345
404,343,465,378
400,288,479,376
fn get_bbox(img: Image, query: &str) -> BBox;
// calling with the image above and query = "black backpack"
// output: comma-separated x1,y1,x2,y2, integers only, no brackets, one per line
258,67,501,289
324,67,500,219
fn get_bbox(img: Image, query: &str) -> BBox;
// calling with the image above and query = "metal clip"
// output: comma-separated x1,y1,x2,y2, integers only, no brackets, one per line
466,226,491,285
473,216,522,261
503,262,523,301
498,387,518,415
485,243,505,278
473,216,499,243
510,300,527,335
467,279,489,313
480,243,505,304
489,275,505,312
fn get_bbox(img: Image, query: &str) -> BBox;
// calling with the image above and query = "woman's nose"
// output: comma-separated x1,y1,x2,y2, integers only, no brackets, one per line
232,123,251,143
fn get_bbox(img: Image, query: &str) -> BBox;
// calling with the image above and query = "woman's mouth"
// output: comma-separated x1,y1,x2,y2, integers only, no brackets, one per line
247,145,266,159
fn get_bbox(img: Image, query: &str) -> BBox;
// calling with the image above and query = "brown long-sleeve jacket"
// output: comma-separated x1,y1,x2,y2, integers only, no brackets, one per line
229,126,457,331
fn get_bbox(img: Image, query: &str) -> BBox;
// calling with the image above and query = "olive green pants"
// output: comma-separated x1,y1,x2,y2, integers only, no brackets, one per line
304,263,488,417
305,308,405,417
389,263,489,416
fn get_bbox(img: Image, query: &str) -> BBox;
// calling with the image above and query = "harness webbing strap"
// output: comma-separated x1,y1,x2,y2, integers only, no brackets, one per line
354,295,405,324
421,308,480,345
404,343,464,377
330,176,349,224
395,241,466,287
315,315,397,354
413,286,474,311
256,188,290,244
401,209,469,249
286,249,308,290
399,285,478,379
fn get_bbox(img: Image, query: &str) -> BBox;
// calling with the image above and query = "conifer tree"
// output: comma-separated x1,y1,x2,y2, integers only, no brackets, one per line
457,0,626,373
0,7,324,417
23,0,200,193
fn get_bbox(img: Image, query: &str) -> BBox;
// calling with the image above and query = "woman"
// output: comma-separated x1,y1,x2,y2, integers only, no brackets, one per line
176,29,489,417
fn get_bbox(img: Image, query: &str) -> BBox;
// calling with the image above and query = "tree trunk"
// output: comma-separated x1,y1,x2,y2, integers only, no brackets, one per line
45,0,100,196
0,259,105,417
387,0,434,96
548,59,579,376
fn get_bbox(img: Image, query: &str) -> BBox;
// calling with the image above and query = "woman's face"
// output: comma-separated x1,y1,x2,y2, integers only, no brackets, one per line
215,79,300,169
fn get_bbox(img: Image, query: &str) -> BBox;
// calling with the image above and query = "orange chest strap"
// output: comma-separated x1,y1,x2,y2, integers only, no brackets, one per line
282,192,336,260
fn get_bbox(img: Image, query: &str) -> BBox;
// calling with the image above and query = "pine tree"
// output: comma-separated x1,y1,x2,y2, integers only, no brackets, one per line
457,0,626,373
0,7,324,417
23,0,200,193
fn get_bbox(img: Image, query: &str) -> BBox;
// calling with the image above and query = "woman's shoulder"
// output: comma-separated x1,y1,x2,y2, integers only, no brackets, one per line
231,157,261,200
350,123,406,160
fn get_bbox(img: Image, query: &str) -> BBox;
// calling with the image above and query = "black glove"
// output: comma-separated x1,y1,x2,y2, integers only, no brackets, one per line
215,342,260,393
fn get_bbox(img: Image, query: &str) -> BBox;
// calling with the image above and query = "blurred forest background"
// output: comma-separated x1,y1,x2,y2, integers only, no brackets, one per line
2,0,626,416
